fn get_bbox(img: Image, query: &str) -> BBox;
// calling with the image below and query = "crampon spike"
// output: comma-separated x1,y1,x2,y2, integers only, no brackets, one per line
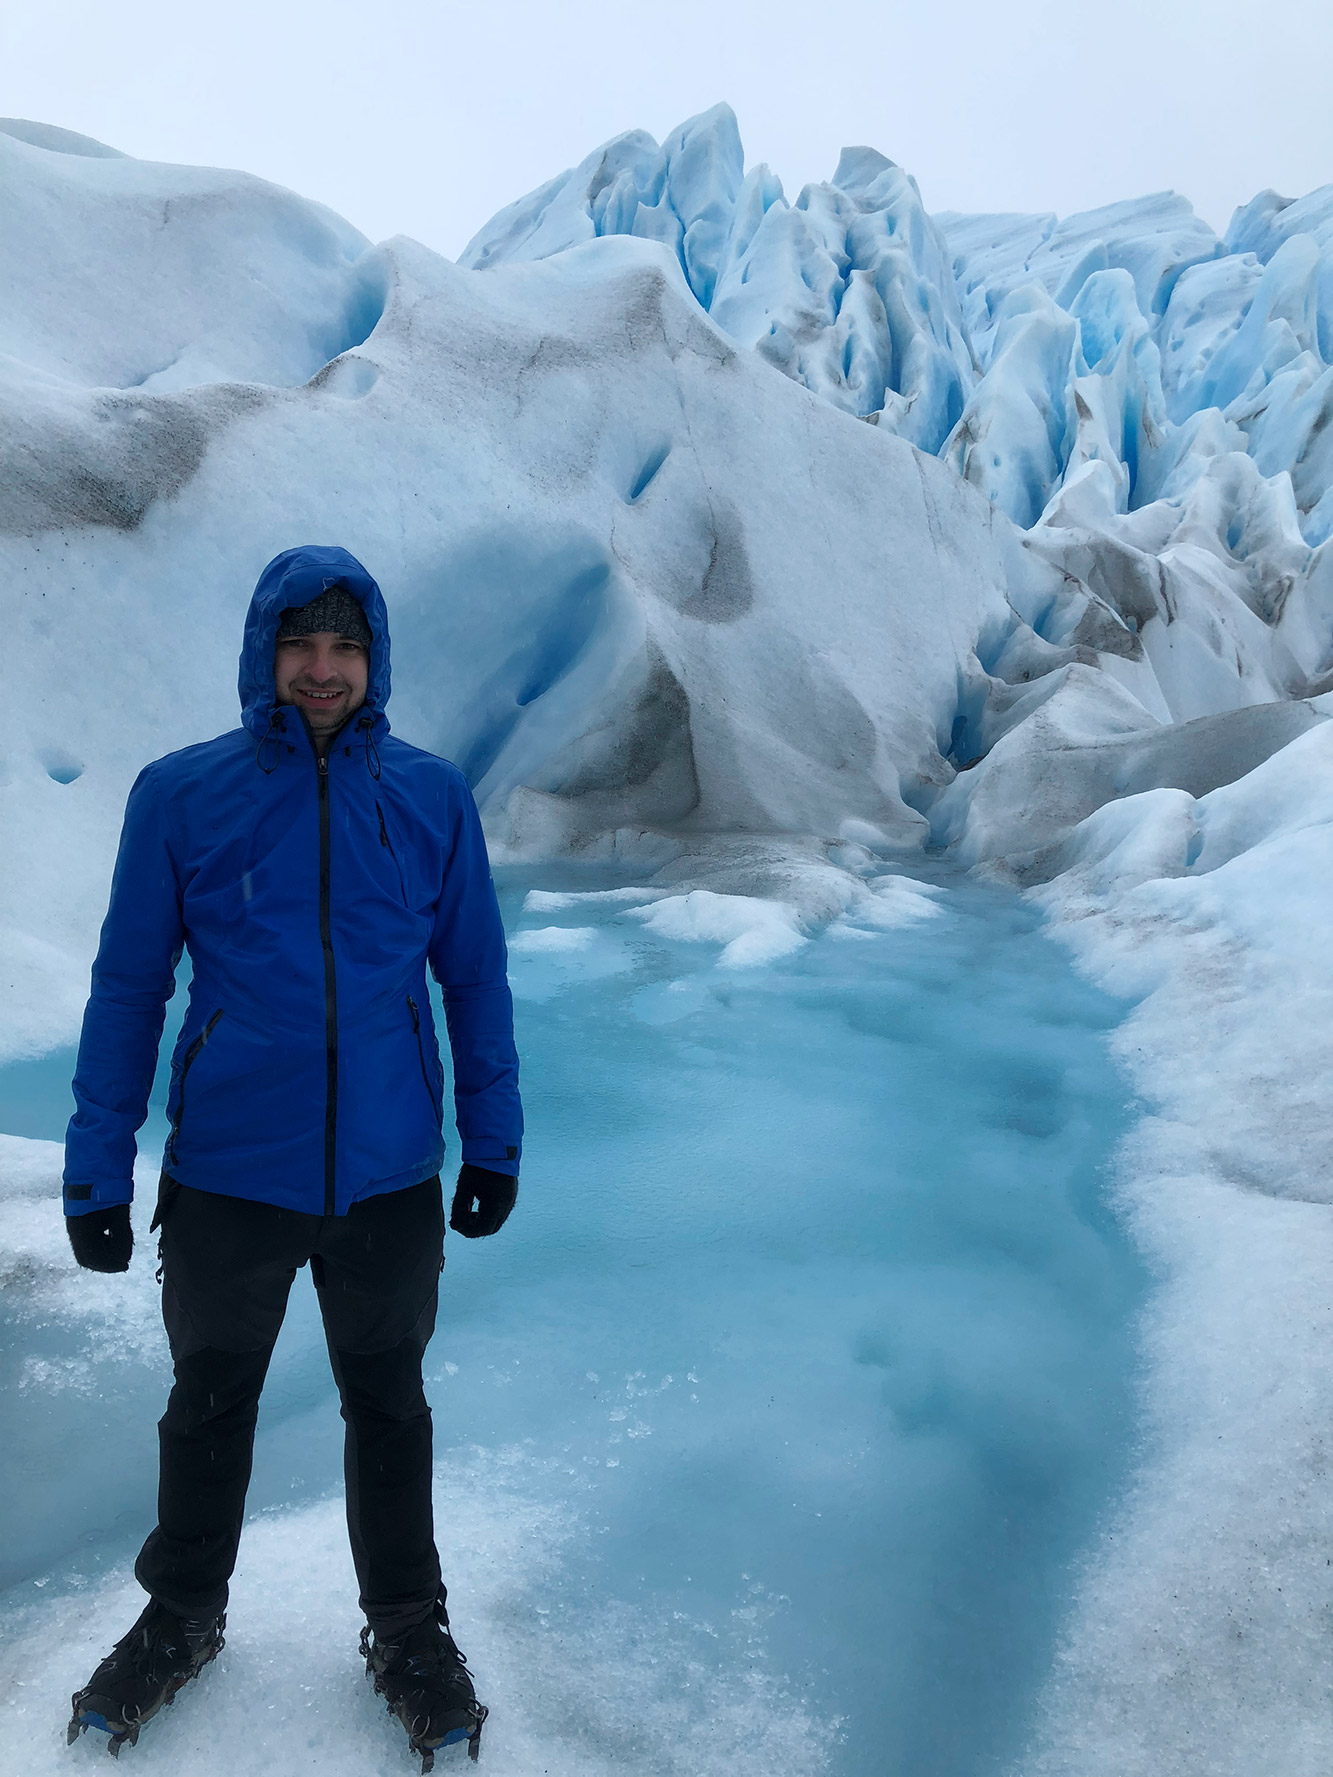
68,1700,143,1759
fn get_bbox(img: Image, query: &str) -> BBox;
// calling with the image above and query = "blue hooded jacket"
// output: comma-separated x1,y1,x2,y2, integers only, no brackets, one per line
64,546,522,1218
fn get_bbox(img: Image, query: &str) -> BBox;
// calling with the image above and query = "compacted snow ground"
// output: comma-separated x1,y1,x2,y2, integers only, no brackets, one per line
0,868,1143,1777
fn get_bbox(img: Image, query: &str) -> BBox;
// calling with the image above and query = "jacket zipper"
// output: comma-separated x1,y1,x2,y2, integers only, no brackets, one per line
377,800,409,904
318,751,338,1215
406,994,442,1120
167,1009,223,1166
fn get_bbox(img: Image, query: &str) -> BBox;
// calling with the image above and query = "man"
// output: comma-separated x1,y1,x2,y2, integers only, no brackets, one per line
62,545,521,1770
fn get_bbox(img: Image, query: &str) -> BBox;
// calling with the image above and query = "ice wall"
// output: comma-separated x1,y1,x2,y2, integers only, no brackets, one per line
461,105,1333,872
0,121,1017,1061
4,112,1331,1066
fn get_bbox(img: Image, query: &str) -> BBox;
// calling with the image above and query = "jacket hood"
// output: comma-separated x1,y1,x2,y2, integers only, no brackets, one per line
239,546,391,740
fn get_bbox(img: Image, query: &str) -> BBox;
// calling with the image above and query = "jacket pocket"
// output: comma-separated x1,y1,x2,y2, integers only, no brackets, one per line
377,801,410,906
167,1009,224,1166
406,995,442,1121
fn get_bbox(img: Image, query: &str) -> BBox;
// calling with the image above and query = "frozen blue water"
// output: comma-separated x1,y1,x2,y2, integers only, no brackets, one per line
0,869,1144,1776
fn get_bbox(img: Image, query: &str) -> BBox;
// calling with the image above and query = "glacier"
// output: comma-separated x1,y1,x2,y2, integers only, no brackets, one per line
462,103,1333,548
3,102,1333,1775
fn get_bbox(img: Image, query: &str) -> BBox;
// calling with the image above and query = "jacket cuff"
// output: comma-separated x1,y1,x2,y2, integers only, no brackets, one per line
62,1182,134,1216
460,1141,520,1178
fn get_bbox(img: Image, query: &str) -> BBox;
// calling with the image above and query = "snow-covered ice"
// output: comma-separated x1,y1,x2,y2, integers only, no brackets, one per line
1008,728,1333,1774
4,99,1333,1773
622,888,807,965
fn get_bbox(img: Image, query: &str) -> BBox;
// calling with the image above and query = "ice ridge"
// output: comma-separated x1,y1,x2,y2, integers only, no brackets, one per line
463,107,1333,551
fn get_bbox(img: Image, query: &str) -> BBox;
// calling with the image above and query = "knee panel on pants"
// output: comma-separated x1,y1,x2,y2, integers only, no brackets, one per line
164,1346,272,1436
331,1338,432,1425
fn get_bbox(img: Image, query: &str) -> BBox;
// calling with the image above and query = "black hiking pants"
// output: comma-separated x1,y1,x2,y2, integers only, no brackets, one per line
135,1174,445,1639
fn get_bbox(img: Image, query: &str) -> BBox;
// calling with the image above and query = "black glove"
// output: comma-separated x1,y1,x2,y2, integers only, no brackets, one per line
66,1204,134,1273
449,1164,518,1239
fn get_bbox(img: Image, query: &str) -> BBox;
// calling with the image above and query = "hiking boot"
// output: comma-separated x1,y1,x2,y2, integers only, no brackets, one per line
67,1599,225,1756
361,1597,487,1769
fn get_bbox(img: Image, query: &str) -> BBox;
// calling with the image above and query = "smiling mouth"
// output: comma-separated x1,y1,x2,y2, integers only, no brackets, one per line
295,687,345,701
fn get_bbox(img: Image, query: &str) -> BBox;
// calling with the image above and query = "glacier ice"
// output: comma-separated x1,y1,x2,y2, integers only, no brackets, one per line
4,105,1332,1047
4,98,1333,1776
464,106,974,454
1014,722,1333,1775
2,118,1051,1059
0,131,384,398
463,108,1332,552
452,102,1333,888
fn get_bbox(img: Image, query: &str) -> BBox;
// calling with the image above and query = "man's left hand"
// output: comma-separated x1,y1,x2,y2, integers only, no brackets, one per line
450,1164,518,1238
66,1204,134,1272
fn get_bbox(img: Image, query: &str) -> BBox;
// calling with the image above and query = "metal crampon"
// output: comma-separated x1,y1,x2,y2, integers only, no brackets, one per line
360,1621,488,1768
66,1603,224,1758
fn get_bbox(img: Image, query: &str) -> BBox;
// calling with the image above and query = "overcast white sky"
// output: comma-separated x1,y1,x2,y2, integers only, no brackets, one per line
3,0,1330,256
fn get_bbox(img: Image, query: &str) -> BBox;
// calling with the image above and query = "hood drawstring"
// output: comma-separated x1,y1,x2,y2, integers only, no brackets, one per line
256,708,287,775
357,713,382,781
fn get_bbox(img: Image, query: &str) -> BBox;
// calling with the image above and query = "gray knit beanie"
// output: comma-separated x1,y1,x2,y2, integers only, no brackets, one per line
276,584,372,647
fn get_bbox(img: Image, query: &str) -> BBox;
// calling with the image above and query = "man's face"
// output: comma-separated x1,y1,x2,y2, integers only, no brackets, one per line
273,631,369,736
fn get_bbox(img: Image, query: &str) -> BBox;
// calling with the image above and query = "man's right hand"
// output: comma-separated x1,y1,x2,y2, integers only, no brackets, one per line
449,1165,518,1238
66,1205,134,1273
